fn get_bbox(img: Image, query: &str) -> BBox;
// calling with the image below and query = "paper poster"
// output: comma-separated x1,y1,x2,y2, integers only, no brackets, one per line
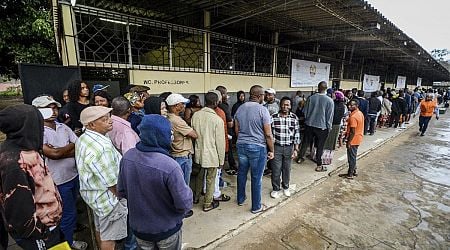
416,77,422,87
290,59,330,87
396,76,406,89
362,74,380,92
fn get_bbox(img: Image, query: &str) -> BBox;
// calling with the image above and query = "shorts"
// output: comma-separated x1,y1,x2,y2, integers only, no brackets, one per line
94,199,128,241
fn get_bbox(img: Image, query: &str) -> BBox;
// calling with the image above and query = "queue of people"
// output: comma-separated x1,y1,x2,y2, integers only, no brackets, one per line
0,79,442,250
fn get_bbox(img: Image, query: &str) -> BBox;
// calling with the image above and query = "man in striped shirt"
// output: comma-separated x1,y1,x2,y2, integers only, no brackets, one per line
75,106,127,249
270,97,301,199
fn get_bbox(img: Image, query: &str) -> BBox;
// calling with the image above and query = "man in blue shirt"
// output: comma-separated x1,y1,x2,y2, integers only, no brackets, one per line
234,85,274,214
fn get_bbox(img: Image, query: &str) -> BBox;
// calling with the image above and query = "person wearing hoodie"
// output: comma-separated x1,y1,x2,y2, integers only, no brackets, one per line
118,115,193,250
143,96,168,117
0,104,63,249
231,90,246,118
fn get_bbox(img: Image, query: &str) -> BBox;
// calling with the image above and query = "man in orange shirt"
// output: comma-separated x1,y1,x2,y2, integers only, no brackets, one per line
416,93,439,136
345,99,365,179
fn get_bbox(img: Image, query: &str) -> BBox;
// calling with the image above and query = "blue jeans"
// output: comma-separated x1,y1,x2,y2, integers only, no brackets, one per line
57,177,79,245
237,144,267,212
174,155,193,185
419,116,432,134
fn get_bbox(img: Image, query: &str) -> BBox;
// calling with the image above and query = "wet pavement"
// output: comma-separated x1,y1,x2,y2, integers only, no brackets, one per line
214,114,449,249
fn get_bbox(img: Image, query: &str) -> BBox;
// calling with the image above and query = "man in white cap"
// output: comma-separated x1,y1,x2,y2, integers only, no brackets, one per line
75,106,127,250
264,88,280,116
166,93,198,218
32,96,88,250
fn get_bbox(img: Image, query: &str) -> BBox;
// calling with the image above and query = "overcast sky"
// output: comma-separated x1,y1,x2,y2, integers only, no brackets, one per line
367,0,450,60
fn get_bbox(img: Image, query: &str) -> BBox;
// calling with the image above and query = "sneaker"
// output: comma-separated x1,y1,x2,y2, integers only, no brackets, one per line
420,132,425,136
185,210,194,218
283,189,291,197
263,169,272,176
270,190,281,199
71,241,88,250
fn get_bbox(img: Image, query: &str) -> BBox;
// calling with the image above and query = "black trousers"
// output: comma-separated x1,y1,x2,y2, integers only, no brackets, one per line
299,125,329,166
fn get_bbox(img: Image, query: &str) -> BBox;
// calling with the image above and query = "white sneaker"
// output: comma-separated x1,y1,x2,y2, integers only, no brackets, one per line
270,191,281,199
283,189,291,197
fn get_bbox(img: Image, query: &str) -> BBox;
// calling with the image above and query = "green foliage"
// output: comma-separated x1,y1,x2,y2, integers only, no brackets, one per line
0,0,59,78
0,86,22,96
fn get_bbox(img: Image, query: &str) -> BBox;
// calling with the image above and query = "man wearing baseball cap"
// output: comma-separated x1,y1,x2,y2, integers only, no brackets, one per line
32,96,88,250
75,106,128,249
166,93,198,218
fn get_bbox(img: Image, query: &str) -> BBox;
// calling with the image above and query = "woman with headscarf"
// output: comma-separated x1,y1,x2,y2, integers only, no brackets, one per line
322,91,346,164
231,91,246,117
143,96,168,117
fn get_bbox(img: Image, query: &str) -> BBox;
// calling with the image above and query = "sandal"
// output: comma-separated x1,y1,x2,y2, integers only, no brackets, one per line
315,166,327,172
225,169,237,175
251,204,267,214
203,200,219,212
214,194,231,202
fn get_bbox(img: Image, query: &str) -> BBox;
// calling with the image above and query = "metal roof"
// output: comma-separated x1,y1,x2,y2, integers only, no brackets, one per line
75,0,450,82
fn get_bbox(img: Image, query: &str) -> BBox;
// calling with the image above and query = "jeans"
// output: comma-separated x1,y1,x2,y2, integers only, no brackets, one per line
57,176,79,245
272,145,293,191
174,155,192,185
136,229,182,250
299,126,329,166
347,145,359,176
368,114,377,134
125,221,138,250
237,143,267,212
419,116,432,134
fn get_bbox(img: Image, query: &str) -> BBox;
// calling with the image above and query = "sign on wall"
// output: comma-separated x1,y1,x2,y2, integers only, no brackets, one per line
362,74,380,92
396,76,406,89
416,77,422,87
129,70,205,93
290,59,330,87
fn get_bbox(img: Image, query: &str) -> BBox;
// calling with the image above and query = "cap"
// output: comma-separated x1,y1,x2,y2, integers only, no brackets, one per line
80,106,112,125
124,92,141,106
334,91,344,101
130,85,150,93
265,88,276,95
32,96,61,108
38,108,53,120
93,84,109,93
166,93,189,106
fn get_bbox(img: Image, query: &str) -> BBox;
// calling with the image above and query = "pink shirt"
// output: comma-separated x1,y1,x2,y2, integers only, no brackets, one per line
108,115,140,155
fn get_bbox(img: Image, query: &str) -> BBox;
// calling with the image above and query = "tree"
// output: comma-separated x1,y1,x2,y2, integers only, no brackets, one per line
0,0,59,78
431,48,449,62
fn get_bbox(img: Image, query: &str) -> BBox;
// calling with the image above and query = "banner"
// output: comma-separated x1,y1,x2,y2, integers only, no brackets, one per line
362,74,380,92
290,59,330,87
416,77,422,87
396,76,406,89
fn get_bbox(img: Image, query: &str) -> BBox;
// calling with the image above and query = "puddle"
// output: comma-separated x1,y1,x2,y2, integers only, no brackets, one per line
411,166,450,187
